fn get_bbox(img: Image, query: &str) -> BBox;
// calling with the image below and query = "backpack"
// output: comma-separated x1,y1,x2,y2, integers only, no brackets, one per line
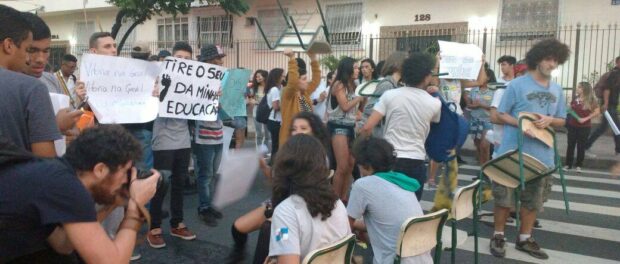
255,90,273,124
425,93,469,162
594,71,611,99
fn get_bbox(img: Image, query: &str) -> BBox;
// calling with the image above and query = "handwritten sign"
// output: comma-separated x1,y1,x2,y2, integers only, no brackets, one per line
158,57,227,121
438,40,483,80
220,68,252,117
80,54,160,124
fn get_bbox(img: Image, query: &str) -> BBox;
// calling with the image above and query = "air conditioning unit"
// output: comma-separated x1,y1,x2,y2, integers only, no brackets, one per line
245,17,255,26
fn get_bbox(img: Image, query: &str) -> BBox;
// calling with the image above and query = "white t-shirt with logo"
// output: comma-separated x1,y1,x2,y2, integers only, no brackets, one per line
269,195,351,260
374,87,441,160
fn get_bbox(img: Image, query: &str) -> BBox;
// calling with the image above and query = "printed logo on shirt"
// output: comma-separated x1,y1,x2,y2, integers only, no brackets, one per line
526,91,557,108
275,227,289,241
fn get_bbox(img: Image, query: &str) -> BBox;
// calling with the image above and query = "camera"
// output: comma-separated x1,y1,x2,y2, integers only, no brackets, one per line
126,168,163,191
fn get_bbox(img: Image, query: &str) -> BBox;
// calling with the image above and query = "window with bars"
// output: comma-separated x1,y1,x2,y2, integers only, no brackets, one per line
75,21,95,45
498,0,559,41
255,8,289,49
157,17,189,49
324,1,363,46
197,15,232,46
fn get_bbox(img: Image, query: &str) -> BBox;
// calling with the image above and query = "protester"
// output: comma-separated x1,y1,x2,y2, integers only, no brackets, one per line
0,5,61,158
147,41,196,248
488,55,517,157
0,125,159,263
466,67,496,165
584,56,620,156
349,137,431,264
20,12,84,154
361,52,441,201
192,44,227,226
55,54,79,102
229,112,331,263
429,52,487,210
359,58,378,84
278,49,321,146
565,82,600,172
267,134,350,263
491,38,569,260
362,51,407,137
497,55,516,83
310,70,332,123
265,68,285,158
158,50,171,61
327,56,363,202
249,69,271,152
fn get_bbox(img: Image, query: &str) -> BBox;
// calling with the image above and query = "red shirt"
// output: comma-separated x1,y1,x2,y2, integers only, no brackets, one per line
568,99,593,128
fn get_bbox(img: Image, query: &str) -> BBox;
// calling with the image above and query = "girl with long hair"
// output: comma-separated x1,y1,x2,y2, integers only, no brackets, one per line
229,112,333,264
466,67,497,167
327,57,363,202
265,68,285,157
565,81,600,172
267,135,350,262
249,70,270,152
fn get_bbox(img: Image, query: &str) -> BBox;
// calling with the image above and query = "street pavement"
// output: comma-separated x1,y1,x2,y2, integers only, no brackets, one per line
133,139,620,264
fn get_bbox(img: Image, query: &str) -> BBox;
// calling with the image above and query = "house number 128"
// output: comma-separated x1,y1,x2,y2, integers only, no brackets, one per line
415,14,431,21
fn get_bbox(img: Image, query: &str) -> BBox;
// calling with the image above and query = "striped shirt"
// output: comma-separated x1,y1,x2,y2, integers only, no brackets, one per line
195,119,224,145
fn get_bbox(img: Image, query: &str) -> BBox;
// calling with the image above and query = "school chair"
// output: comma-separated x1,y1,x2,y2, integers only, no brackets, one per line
394,209,449,264
479,113,570,249
442,180,481,264
301,234,356,264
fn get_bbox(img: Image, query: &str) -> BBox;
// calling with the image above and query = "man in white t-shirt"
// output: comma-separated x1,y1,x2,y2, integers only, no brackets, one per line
488,55,517,151
361,52,441,200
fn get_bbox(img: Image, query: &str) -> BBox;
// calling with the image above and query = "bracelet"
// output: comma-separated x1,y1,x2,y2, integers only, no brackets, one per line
120,216,144,231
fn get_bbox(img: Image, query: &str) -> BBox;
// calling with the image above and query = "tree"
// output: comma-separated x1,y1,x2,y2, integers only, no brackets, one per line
107,0,249,55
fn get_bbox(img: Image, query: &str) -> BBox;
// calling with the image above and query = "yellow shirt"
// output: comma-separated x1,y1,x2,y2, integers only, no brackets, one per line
279,58,321,145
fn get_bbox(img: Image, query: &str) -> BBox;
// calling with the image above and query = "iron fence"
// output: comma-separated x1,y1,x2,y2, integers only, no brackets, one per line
49,24,620,100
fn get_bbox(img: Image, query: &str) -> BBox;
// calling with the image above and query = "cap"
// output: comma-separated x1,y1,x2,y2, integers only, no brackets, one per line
158,50,171,58
199,44,226,62
131,42,151,55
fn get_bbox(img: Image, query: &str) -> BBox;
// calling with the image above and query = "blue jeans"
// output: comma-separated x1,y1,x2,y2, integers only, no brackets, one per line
127,128,154,170
193,142,223,212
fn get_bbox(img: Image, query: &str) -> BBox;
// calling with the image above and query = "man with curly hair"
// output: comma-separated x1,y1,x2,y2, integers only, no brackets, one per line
0,125,159,263
490,39,569,260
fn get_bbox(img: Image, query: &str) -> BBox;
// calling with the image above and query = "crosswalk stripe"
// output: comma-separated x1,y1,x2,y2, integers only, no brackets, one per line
419,201,620,242
458,236,620,264
460,164,617,178
454,174,620,200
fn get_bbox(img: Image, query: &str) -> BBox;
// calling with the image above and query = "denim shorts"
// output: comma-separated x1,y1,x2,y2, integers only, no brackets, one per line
327,121,355,138
232,116,248,129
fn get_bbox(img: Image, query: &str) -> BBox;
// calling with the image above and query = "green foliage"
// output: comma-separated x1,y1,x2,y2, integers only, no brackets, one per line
107,0,249,53
320,55,363,72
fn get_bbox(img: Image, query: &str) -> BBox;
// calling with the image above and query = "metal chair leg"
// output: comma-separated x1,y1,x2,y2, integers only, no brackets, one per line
474,197,479,264
451,220,456,264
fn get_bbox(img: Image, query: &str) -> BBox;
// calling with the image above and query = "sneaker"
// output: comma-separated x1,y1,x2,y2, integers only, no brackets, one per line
515,237,549,259
563,165,571,171
147,228,166,248
199,210,218,227
206,207,223,219
575,167,582,173
171,224,196,240
130,252,141,261
489,234,506,258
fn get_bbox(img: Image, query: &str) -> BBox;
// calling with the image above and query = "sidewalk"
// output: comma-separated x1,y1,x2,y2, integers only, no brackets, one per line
460,131,619,170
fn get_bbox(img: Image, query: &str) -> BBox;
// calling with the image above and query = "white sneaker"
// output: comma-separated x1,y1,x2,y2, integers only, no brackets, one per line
585,151,597,158
575,167,582,173
563,166,571,171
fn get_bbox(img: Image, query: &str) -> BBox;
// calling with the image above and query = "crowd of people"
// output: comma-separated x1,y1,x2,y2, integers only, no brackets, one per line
2,3,620,264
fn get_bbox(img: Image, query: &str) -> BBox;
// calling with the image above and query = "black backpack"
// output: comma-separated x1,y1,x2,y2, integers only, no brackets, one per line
255,89,273,124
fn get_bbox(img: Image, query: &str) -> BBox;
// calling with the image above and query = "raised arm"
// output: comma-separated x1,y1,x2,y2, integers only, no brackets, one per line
306,52,321,95
281,50,299,101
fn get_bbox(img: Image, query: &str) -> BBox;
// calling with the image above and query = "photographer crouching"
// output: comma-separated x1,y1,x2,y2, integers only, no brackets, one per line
0,125,160,263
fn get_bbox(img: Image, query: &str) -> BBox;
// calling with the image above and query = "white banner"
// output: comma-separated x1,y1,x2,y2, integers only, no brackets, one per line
158,57,227,121
438,40,483,80
80,54,160,124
